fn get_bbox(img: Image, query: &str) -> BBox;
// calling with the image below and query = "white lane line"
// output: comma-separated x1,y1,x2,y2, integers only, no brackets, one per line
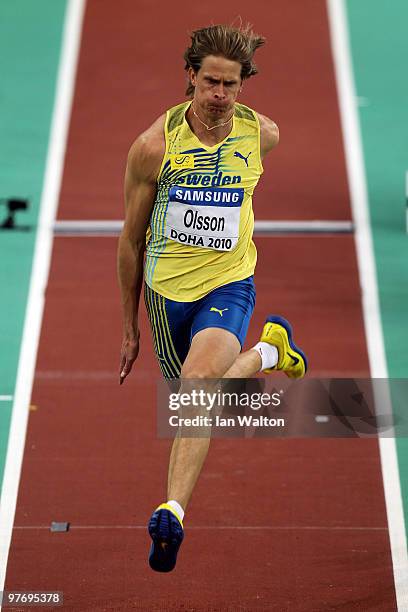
327,1,408,609
0,0,86,596
0,397,13,402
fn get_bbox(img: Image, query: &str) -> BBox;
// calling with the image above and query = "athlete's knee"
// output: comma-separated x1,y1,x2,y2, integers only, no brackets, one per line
179,368,220,417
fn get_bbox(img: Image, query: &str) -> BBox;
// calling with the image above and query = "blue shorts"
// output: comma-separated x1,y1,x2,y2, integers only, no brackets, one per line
144,277,256,379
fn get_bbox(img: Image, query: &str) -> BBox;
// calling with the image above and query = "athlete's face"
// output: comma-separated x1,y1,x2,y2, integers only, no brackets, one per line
189,55,242,120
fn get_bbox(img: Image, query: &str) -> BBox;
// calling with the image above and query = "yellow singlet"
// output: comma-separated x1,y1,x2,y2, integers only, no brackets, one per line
144,101,264,301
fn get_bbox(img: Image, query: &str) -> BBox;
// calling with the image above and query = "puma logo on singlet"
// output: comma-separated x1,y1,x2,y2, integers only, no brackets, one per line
234,151,252,167
210,307,229,317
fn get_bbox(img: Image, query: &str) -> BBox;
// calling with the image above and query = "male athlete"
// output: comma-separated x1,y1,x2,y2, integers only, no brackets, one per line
117,24,307,572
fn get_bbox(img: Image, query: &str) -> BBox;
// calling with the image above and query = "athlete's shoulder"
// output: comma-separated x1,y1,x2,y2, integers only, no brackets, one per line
256,112,279,158
127,114,166,182
234,103,278,157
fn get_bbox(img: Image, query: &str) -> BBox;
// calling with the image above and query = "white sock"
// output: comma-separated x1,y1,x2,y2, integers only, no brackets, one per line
252,342,278,371
167,499,184,522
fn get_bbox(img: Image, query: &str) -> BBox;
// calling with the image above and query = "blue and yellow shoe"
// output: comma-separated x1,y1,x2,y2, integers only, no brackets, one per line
148,503,184,572
260,315,308,378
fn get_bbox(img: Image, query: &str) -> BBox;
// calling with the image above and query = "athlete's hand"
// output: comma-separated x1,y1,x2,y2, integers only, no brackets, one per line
119,332,140,384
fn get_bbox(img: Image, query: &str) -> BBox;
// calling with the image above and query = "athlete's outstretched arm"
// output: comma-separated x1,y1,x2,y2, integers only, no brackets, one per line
117,116,165,384
257,112,279,159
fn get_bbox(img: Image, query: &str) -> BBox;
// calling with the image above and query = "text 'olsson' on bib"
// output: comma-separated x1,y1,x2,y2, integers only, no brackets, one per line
164,185,244,251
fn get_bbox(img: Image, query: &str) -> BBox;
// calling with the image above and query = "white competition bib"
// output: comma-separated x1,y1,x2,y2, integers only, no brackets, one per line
164,185,244,251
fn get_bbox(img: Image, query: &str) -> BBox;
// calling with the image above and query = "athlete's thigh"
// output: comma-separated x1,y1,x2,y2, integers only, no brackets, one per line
144,283,191,379
180,276,256,378
192,276,256,348
181,327,241,378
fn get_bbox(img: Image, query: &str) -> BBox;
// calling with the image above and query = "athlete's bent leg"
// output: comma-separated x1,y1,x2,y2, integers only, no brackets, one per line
222,348,262,378
226,315,308,378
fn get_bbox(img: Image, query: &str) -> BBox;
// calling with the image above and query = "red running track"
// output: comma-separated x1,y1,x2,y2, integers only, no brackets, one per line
5,1,397,610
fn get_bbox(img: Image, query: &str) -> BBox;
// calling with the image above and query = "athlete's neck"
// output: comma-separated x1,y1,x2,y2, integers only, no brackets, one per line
186,102,234,146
